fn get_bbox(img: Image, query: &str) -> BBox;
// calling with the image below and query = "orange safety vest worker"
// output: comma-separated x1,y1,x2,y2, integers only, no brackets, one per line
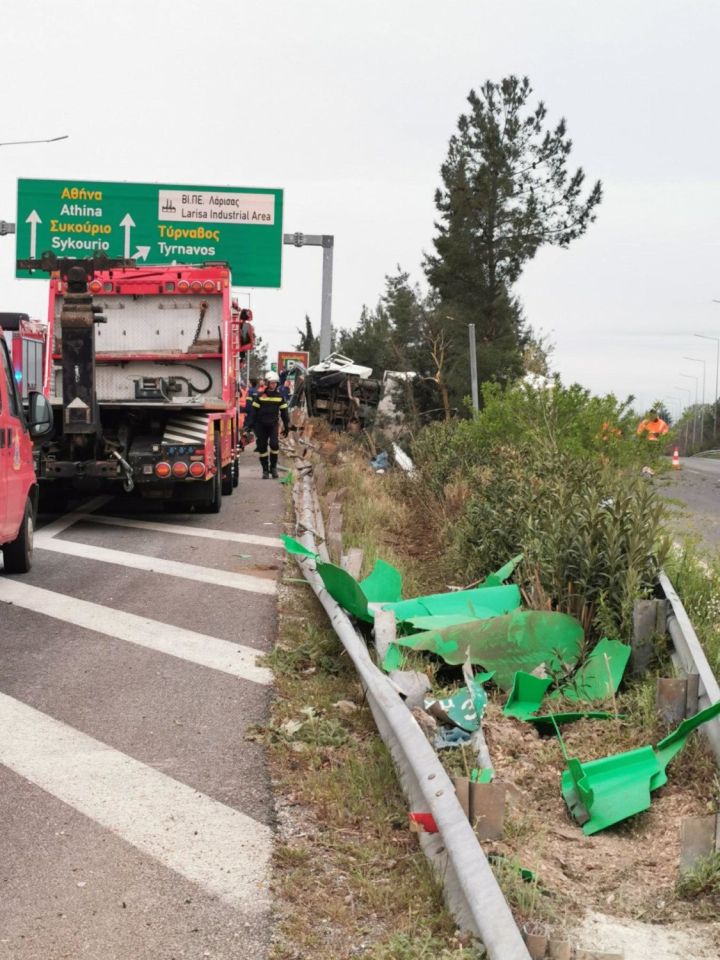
636,414,669,441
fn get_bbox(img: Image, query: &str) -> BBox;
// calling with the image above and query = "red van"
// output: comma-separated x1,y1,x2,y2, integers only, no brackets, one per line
0,314,53,573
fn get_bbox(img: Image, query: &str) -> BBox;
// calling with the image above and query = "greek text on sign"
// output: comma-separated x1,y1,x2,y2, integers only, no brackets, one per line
158,191,275,225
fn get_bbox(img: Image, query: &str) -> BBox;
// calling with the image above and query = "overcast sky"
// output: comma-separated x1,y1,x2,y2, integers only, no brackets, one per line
2,0,719,418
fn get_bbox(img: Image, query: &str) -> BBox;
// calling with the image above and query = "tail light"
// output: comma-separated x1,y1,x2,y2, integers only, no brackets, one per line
172,461,189,478
155,462,171,478
190,280,202,293
202,280,216,292
177,279,190,292
89,279,103,293
188,461,206,478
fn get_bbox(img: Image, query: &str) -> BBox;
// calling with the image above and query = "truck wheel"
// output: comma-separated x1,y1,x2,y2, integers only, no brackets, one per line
198,436,223,513
3,499,34,574
221,460,234,496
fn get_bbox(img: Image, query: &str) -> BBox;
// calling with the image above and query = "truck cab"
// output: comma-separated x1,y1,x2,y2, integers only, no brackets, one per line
0,314,53,573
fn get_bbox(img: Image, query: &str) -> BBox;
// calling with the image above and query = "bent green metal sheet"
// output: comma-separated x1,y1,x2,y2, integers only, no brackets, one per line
316,562,372,622
562,700,720,834
481,554,523,587
653,700,720,787
281,534,319,559
404,610,512,631
556,638,631,703
394,611,583,690
503,672,553,719
360,558,403,604
383,584,521,624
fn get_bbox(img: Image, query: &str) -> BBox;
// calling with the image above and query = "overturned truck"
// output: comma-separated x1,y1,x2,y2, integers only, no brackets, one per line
304,354,380,430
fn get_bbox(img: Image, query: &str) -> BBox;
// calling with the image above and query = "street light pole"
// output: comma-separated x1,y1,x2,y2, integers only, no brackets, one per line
0,135,68,147
683,357,706,446
680,373,699,449
695,332,720,442
675,385,692,450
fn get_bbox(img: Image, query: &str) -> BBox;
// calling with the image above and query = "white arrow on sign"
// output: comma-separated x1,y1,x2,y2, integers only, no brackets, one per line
25,210,41,257
120,213,136,258
133,245,151,261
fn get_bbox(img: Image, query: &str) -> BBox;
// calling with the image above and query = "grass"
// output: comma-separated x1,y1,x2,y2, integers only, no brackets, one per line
268,520,480,959
676,852,720,902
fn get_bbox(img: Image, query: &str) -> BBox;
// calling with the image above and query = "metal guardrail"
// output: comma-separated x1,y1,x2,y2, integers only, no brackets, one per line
659,570,720,761
291,471,531,960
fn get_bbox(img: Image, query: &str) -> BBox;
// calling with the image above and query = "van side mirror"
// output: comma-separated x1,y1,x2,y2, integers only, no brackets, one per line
28,392,53,438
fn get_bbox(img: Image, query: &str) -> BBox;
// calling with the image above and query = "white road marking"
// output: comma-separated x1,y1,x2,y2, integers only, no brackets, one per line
37,495,111,539
34,537,278,595
0,580,272,685
0,693,272,913
76,513,283,548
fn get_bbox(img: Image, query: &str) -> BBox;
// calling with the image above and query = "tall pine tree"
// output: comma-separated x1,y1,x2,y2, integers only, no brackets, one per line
425,75,602,393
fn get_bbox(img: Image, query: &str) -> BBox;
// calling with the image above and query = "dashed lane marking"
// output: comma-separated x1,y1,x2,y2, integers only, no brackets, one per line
0,692,272,913
0,580,272,685
76,513,283,548
34,537,278,595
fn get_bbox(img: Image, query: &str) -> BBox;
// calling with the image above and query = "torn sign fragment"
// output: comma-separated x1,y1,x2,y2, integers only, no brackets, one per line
392,610,584,690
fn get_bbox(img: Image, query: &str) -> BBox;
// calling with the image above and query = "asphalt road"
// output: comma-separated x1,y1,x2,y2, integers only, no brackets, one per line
660,456,720,551
0,460,285,960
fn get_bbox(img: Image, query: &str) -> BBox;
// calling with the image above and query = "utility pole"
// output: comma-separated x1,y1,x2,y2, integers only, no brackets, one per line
283,233,334,361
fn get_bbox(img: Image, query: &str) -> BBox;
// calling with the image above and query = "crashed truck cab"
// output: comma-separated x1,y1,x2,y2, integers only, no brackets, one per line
27,254,252,509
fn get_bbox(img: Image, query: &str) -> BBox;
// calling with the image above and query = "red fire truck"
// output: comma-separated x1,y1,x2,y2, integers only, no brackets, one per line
9,317,46,400
0,314,53,572
25,255,253,512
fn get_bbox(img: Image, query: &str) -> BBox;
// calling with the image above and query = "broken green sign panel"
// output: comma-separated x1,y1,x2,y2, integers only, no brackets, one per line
562,700,720,834
383,584,521,624
316,562,373,622
394,610,583,690
360,559,403,604
503,672,553,719
425,671,494,732
556,638,631,703
281,534,318,559
481,554,523,587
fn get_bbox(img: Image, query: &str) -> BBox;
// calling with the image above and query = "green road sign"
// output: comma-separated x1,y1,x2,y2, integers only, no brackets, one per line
16,178,283,286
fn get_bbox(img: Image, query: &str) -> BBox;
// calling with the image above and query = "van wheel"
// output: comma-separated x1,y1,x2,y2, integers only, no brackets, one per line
3,499,34,574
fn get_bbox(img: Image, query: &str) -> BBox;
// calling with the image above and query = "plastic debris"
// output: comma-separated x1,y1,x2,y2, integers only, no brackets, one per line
280,471,295,486
433,726,473,749
390,610,584,690
409,812,438,833
370,451,390,472
471,768,494,783
562,700,720,834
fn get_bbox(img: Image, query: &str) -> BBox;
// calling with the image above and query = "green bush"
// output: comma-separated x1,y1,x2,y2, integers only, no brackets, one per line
411,380,668,497
446,443,669,639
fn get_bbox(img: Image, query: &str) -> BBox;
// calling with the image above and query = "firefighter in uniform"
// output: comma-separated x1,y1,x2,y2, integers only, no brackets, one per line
245,371,289,478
